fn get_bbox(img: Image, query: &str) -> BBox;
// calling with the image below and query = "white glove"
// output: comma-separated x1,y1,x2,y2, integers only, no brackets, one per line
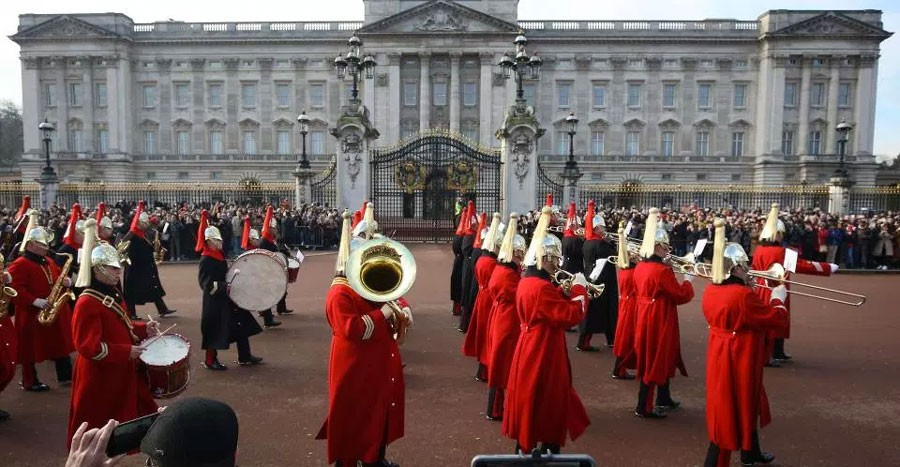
32,298,50,310
770,285,788,303
571,272,590,290
829,263,839,274
401,307,413,327
682,273,695,284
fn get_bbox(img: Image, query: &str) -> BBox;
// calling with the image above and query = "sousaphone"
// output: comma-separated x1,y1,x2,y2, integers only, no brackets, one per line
345,236,416,303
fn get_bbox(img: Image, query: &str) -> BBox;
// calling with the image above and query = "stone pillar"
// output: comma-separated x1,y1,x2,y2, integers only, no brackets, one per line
828,175,854,216
478,52,494,143
825,62,840,155
387,53,402,144
797,58,811,155
21,58,40,153
497,102,544,215
293,168,313,207
333,101,379,210
36,172,60,210
450,53,461,132
419,52,431,131
853,55,878,156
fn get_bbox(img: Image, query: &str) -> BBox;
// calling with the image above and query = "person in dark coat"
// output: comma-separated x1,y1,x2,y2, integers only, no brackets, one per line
196,210,263,370
121,201,176,320
55,203,85,297
578,201,619,350
457,201,478,332
241,216,281,329
561,202,584,275
450,205,468,316
258,206,293,318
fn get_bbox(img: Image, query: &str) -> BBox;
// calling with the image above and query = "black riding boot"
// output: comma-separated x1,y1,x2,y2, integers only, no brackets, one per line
54,357,72,383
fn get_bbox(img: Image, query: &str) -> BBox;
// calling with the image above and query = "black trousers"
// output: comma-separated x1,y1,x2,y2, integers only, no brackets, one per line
636,381,674,413
127,297,171,317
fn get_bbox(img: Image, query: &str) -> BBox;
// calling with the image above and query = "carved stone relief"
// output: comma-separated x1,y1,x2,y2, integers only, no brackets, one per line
416,10,466,32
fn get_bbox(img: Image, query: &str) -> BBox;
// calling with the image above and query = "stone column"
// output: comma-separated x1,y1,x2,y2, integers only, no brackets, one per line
388,53,402,144
293,167,313,207
37,174,60,210
56,58,69,154
797,58,811,155
825,62,840,154
497,102,544,215
419,52,431,131
21,58,40,153
853,54,878,156
333,101,379,210
478,52,494,143
828,175,853,216
450,52,461,132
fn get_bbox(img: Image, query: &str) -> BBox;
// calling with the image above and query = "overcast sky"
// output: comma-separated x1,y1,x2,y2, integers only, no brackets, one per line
2,0,897,160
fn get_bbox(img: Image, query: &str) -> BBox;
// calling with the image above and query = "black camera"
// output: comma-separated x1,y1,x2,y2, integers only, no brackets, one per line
105,412,160,457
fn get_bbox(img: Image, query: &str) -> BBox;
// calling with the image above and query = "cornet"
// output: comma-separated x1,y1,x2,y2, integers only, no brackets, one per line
547,225,585,236
748,263,866,307
553,269,605,298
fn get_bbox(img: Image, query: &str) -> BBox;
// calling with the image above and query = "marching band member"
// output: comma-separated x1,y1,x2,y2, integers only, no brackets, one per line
67,219,159,446
56,203,85,295
197,210,263,371
242,217,281,328
450,201,468,316
9,210,75,391
753,203,835,366
485,213,526,421
633,207,694,419
3,195,30,260
561,202,584,274
122,201,177,320
94,202,115,243
457,201,477,332
611,221,638,380
0,253,16,421
317,210,405,467
703,219,787,467
463,213,502,383
503,206,590,454
578,200,618,351
459,208,485,333
259,206,293,317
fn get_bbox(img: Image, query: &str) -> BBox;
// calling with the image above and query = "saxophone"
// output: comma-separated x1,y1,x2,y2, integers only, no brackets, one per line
0,256,17,320
152,230,166,265
38,253,76,326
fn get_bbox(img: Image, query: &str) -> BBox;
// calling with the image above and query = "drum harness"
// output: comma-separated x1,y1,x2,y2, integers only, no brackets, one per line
81,288,140,344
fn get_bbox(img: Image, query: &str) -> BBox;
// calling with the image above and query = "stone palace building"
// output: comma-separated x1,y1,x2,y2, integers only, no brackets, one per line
10,1,893,196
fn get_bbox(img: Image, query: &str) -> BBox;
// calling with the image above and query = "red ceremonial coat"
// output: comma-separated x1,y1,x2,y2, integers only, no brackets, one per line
502,269,590,451
317,278,404,465
8,253,74,363
463,254,498,363
702,281,788,451
612,267,637,369
633,258,694,385
751,244,831,339
67,285,157,447
0,315,16,392
486,262,521,389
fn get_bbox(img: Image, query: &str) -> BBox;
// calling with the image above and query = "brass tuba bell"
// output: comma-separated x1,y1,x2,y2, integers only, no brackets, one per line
345,236,417,303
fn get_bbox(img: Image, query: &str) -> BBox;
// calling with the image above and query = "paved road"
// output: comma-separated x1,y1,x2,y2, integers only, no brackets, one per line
1,245,899,466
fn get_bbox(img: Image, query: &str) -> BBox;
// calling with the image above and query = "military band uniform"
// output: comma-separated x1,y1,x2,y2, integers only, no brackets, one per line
0,270,16,420
122,228,175,319
580,236,618,349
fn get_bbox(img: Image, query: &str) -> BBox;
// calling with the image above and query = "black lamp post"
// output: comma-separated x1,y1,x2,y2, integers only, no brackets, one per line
498,32,542,104
835,120,853,178
333,34,376,103
561,112,583,204
297,110,310,170
39,118,56,177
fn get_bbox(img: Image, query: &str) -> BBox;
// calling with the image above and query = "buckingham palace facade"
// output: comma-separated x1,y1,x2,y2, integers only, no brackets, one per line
11,1,892,188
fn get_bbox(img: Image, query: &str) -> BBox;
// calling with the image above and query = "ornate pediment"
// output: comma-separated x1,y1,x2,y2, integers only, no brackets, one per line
11,15,123,42
770,12,892,41
358,0,519,35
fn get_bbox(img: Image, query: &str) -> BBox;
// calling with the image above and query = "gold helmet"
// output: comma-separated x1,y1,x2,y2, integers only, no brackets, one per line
76,219,121,288
352,203,378,239
711,218,750,283
204,226,223,242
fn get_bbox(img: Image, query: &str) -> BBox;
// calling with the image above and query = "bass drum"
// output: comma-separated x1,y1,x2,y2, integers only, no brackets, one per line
227,249,287,311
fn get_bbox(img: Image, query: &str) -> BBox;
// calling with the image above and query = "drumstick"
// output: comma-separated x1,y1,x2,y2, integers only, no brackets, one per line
141,323,178,349
227,269,241,285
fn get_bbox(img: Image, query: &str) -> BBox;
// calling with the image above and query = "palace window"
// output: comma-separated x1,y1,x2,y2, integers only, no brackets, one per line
208,83,222,107
557,131,568,155
626,131,640,156
71,130,85,153
209,130,223,154
811,82,826,107
176,131,190,155
592,83,606,108
69,82,82,107
44,83,56,107
463,82,477,106
143,130,157,154
276,84,291,108
310,84,325,108
781,130,794,156
627,83,641,108
433,82,447,106
242,130,257,154
784,82,797,107
557,82,572,108
590,131,605,156
809,131,822,155
698,83,712,109
838,82,852,107
241,83,257,108
662,83,677,108
695,131,710,156
142,84,156,108
403,82,417,106
310,130,325,155
175,84,190,107
661,131,675,157
97,129,109,154
95,83,107,108
277,130,291,155
733,84,747,109
731,132,744,157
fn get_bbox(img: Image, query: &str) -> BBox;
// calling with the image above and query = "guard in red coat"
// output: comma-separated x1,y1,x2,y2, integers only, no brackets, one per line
485,213,526,421
633,208,694,419
67,219,159,447
8,211,75,392
503,206,591,454
753,204,835,366
703,218,787,467
611,221,638,380
318,208,414,467
463,213,502,383
0,255,17,421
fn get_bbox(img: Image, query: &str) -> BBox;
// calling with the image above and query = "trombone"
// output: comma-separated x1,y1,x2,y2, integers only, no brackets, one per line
748,263,867,307
547,225,585,236
553,269,605,298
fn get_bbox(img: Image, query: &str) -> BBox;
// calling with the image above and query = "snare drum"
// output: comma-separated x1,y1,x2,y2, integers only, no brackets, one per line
287,257,300,283
227,249,288,311
139,334,190,399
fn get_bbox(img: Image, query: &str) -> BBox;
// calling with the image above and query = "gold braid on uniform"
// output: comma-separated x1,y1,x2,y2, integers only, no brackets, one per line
81,288,141,344
331,277,349,287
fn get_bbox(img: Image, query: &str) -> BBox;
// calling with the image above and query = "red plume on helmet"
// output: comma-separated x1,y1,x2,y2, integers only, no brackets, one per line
241,215,251,250
63,203,83,248
473,212,487,249
14,196,30,233
352,201,368,229
465,201,477,235
545,194,553,207
564,202,577,238
584,200,597,241
454,203,469,236
195,209,210,253
261,206,276,243
95,202,107,223
129,200,146,237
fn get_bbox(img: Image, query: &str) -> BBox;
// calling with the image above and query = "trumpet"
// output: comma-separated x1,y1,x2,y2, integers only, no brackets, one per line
547,225,585,236
748,263,866,307
552,269,605,298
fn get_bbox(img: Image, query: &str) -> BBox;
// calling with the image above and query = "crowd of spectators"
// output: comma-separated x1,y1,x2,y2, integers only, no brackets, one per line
519,205,900,270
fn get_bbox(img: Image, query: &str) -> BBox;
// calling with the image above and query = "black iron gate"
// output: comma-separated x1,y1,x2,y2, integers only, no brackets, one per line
310,157,337,207
370,132,502,242
536,162,564,207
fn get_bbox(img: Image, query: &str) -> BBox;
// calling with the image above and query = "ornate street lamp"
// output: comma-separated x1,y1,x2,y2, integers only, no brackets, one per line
334,34,376,103
297,110,310,170
835,120,853,178
561,112,583,205
38,118,56,177
498,32,542,104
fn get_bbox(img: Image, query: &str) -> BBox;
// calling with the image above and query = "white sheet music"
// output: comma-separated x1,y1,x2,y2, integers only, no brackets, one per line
783,248,798,273
625,221,633,236
162,222,169,234
295,250,305,264
589,258,607,281
693,239,708,258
